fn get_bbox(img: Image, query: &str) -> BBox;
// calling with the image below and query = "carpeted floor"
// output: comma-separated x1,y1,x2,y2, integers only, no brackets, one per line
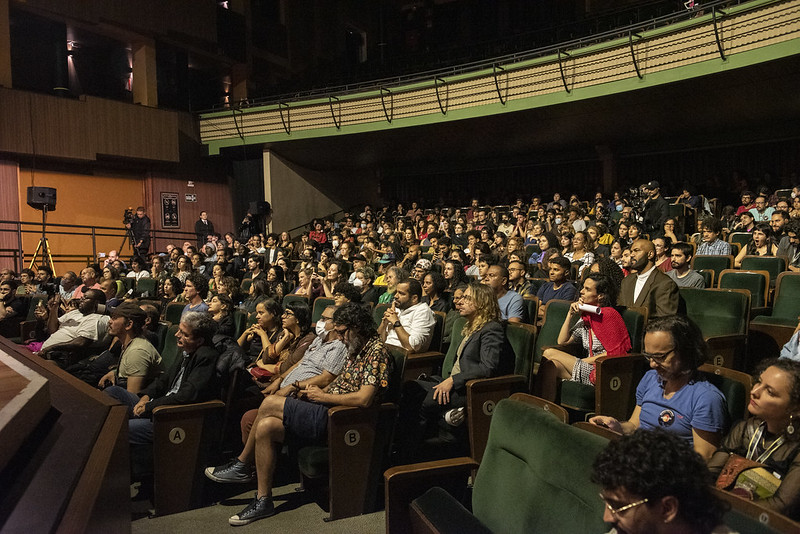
131,481,385,534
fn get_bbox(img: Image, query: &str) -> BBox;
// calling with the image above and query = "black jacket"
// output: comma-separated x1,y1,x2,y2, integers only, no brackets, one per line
139,344,219,416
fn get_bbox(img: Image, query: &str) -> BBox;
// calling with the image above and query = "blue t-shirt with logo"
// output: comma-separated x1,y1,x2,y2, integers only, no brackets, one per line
636,370,728,440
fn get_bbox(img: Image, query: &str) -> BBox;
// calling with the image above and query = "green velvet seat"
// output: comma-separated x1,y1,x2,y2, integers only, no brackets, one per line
740,256,786,286
404,397,609,534
281,293,308,308
533,300,572,366
718,269,769,309
311,297,334,324
751,272,800,326
691,255,734,281
680,288,749,369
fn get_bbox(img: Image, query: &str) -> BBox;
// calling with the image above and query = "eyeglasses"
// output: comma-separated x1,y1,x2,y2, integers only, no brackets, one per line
599,494,649,517
642,349,675,364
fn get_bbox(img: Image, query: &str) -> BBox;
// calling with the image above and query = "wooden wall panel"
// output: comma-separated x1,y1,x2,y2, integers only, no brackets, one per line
0,160,20,271
144,174,234,254
0,88,181,162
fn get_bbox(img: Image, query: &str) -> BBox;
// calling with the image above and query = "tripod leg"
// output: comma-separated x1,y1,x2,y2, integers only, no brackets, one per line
43,238,56,276
29,239,44,270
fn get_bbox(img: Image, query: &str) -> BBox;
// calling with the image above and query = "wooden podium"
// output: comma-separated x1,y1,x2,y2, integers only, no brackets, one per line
0,337,129,533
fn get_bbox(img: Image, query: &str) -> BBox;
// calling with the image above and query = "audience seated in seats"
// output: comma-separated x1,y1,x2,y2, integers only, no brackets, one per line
707,358,800,520
736,191,756,216
206,303,391,526
217,305,349,461
378,266,407,305
254,301,316,376
379,278,436,353
99,279,122,314
37,289,110,364
15,268,38,296
321,260,346,298
126,256,151,280
564,230,595,277
181,274,209,317
422,270,449,313
750,195,776,223
104,312,219,477
0,280,26,338
354,266,380,305
528,231,559,270
209,294,236,338
734,222,778,268
442,285,467,346
97,302,163,394
697,217,733,256
618,239,679,319
508,259,535,298
591,315,728,460
537,256,578,310
541,273,631,386
241,278,269,315
239,299,283,365
58,270,79,300
412,258,431,282
332,281,362,306
481,264,524,323
160,276,185,314
190,252,208,277
653,236,673,273
264,265,286,301
593,429,731,534
398,283,514,463
72,266,103,299
667,242,706,288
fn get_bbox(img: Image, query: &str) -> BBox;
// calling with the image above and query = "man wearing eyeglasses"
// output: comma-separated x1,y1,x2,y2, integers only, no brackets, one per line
591,429,730,534
216,303,392,526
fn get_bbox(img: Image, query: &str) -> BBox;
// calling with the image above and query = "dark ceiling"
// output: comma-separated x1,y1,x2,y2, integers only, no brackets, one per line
250,52,800,174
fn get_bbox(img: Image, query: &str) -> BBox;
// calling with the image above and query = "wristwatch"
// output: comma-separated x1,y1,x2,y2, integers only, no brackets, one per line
393,320,402,328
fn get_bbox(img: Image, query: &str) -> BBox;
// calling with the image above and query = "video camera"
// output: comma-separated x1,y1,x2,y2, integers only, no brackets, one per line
123,207,135,225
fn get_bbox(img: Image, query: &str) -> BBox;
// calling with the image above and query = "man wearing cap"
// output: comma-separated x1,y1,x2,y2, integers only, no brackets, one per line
413,258,431,281
642,181,669,234
98,302,163,394
348,253,368,283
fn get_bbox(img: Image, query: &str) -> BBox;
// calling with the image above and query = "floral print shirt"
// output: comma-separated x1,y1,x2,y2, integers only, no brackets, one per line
327,335,392,398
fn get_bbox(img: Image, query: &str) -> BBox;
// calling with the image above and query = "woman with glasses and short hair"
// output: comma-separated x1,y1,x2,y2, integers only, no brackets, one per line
590,315,728,460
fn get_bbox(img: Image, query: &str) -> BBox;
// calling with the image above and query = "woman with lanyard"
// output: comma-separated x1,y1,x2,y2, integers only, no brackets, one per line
708,359,800,519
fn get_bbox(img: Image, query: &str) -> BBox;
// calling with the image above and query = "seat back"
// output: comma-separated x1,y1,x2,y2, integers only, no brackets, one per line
232,309,247,339
740,256,786,283
505,323,537,390
718,269,770,308
679,288,750,337
595,354,651,420
373,302,391,326
160,324,182,371
311,297,335,324
429,311,446,353
164,302,185,325
136,277,158,297
620,306,647,353
772,272,800,321
714,486,800,533
510,392,567,423
442,317,467,379
697,269,715,288
522,296,539,325
698,364,752,423
534,300,572,365
728,232,752,249
154,321,169,353
691,255,733,279
471,398,607,534
282,293,308,308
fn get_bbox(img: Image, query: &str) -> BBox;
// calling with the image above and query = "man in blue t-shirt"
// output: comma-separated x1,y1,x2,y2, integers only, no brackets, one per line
536,257,577,320
482,264,523,323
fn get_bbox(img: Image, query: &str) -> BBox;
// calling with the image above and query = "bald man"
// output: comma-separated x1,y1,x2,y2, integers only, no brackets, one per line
618,238,679,318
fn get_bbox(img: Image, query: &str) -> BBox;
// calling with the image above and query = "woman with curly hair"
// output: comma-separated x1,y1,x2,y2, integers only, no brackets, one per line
442,259,468,298
399,283,515,462
422,270,449,313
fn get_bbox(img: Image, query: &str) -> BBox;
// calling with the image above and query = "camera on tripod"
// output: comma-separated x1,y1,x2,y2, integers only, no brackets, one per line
123,207,135,225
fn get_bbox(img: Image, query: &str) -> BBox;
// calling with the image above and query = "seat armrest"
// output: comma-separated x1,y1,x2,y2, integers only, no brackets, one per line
152,400,225,417
385,457,479,534
704,334,747,369
595,354,648,421
466,375,527,463
403,351,446,382
541,342,583,357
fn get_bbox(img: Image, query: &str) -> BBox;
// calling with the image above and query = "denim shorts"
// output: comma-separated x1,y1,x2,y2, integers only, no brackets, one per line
283,396,329,441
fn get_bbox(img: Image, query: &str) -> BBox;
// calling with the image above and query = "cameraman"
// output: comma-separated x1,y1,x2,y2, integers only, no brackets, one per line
641,180,669,235
126,207,151,258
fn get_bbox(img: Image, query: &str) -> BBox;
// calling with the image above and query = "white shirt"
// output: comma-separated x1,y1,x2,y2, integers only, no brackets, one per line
384,301,436,352
41,310,109,351
633,265,656,303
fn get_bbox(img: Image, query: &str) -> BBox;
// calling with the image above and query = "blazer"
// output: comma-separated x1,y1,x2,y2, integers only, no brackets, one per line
450,320,514,390
139,344,220,416
618,267,679,318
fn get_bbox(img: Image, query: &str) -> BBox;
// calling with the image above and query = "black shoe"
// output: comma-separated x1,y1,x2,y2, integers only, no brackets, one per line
204,459,255,483
229,494,275,526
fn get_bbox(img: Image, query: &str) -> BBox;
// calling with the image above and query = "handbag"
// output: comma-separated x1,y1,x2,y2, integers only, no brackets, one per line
249,366,274,381
716,453,782,500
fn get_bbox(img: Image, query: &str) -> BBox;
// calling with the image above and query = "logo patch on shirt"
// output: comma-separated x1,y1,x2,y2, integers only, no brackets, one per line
658,409,675,427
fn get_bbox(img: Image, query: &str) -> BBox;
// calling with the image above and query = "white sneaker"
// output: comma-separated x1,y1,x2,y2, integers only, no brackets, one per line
444,407,466,427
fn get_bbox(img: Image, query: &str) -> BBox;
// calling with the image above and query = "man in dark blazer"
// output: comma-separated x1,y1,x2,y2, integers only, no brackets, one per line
618,239,679,318
195,211,215,248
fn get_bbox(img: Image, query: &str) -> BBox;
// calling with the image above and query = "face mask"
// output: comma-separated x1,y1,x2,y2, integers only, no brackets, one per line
793,192,797,198
332,240,339,247
554,217,562,224
361,223,367,229
315,322,327,336
352,278,364,288
616,205,624,212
